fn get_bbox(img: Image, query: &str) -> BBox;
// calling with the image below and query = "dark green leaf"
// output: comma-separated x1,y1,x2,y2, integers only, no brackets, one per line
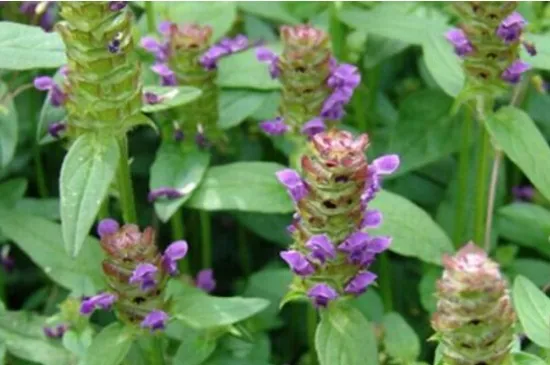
512,276,550,349
81,323,135,365
0,22,66,70
203,333,271,365
485,106,550,203
315,302,379,365
418,267,442,313
187,162,294,213
0,178,27,208
141,86,202,113
172,326,218,365
60,134,119,257
509,259,550,287
0,82,18,169
363,34,408,69
150,142,210,222
0,208,105,295
233,212,292,247
382,312,421,362
351,289,384,322
218,90,268,129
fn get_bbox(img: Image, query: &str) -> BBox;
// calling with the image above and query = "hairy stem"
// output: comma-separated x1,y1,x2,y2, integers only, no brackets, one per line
199,210,212,268
453,108,472,246
116,137,137,224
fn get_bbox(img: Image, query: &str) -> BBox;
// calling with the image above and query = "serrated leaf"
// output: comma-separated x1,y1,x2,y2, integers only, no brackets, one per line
0,82,18,169
187,162,294,213
150,142,210,222
0,22,66,70
80,323,134,365
370,190,454,265
512,276,550,349
382,312,421,362
60,134,119,257
315,303,379,365
218,90,268,129
141,85,202,113
486,106,550,203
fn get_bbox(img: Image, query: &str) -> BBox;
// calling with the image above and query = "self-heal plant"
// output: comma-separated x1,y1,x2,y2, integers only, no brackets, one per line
431,242,515,365
277,129,399,307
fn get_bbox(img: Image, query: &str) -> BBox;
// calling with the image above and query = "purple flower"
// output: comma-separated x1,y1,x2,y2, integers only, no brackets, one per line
301,118,326,137
256,47,280,79
43,324,68,339
143,92,162,105
367,236,391,253
195,269,216,293
501,60,530,84
162,240,188,275
305,234,336,263
512,185,534,201
523,41,537,56
151,63,177,86
280,250,315,276
321,89,349,120
34,76,67,106
445,28,473,57
361,210,382,229
338,231,369,254
219,35,249,53
141,310,169,331
195,131,210,149
371,154,400,175
307,283,338,307
158,21,173,36
109,1,127,11
260,117,289,136
327,64,361,94
80,293,117,315
140,37,168,62
276,169,308,202
200,45,230,70
344,271,377,295
496,12,526,43
148,187,183,202
97,218,120,238
34,76,55,91
47,122,66,139
129,263,158,291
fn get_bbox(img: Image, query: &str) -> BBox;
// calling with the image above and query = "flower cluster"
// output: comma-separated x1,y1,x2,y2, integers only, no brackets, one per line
431,242,515,365
276,129,399,307
79,219,189,332
141,22,250,147
257,25,360,138
446,3,535,96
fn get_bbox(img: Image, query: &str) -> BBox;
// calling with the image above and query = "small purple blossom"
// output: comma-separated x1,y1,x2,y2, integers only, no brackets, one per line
158,21,173,36
140,37,168,62
200,45,229,70
371,154,400,175
445,28,473,57
195,131,210,149
97,218,120,238
496,12,526,43
276,169,309,202
523,41,537,56
48,122,66,138
109,1,127,11
43,324,68,339
327,64,361,94
141,310,169,331
34,76,55,91
195,269,216,293
368,236,392,253
301,118,326,138
260,117,289,136
34,76,67,107
220,35,249,53
80,293,117,315
512,185,534,201
148,187,183,203
501,60,530,84
162,240,188,275
151,63,177,86
338,231,369,254
344,271,377,295
307,283,338,307
361,210,382,229
256,47,280,79
305,234,336,263
321,89,349,120
129,263,158,291
280,250,315,276
174,128,184,142
143,92,162,105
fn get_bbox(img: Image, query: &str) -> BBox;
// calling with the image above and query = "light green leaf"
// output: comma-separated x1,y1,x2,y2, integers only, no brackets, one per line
150,142,210,222
60,134,119,257
141,86,202,113
237,2,300,24
512,276,550,349
370,190,454,265
15,198,60,221
486,106,550,203
218,45,282,90
0,82,18,169
233,212,292,247
512,352,547,365
522,33,550,71
0,208,104,295
418,267,442,313
0,311,73,365
0,178,27,208
187,162,294,213
363,34,408,69
172,326,218,365
382,312,421,363
203,333,271,365
352,289,384,322
36,67,66,144
62,328,93,358
218,90,268,129
422,32,464,97
80,323,134,365
315,303,379,365
0,22,66,70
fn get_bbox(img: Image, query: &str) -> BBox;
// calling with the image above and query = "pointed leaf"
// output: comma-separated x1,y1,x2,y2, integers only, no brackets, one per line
81,323,134,365
218,90,268,129
141,85,202,113
382,312,421,362
512,276,550,349
0,82,18,169
422,32,464,97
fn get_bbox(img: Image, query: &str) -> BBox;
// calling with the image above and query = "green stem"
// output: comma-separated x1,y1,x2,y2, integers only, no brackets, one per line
171,209,188,274
199,210,212,268
150,336,165,365
307,306,318,363
329,2,346,60
453,108,472,247
474,124,491,246
353,84,368,133
365,65,381,134
116,137,137,224
379,252,393,312
144,1,156,34
484,150,502,252
237,225,250,277
33,147,48,198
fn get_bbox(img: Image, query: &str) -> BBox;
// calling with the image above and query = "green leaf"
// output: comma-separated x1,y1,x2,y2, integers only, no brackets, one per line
370,190,454,265
351,289,385,322
0,22,66,70
388,90,464,177
203,333,271,365
237,2,300,24
141,86,202,113
382,312,421,362
509,259,550,287
0,311,73,365
187,162,294,213
418,267,442,313
218,45,281,90
218,90,269,129
512,352,547,365
497,203,550,258
315,303,379,365
0,82,18,169
80,323,134,365
15,198,60,221
486,106,550,203
363,34,408,69
172,326,218,365
233,212,292,247
522,33,550,71
62,328,93,358
60,134,120,257
422,32,464,97
512,276,550,349
0,178,27,208
0,208,105,295
150,142,210,222
36,67,66,144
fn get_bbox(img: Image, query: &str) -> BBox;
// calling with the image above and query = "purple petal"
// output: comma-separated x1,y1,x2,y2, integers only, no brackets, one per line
97,218,120,238
158,21,173,36
361,210,382,229
151,63,174,77
34,76,54,91
141,310,169,331
338,231,370,254
140,37,162,53
260,117,289,136
501,60,530,84
195,269,216,293
445,28,473,57
305,234,336,263
129,263,158,291
372,154,400,175
301,118,326,137
307,283,338,307
47,122,66,138
109,1,127,11
327,63,361,91
368,236,391,253
496,11,526,43
164,240,188,261
148,187,183,202
80,293,117,315
280,250,314,276
344,271,377,295
276,168,308,202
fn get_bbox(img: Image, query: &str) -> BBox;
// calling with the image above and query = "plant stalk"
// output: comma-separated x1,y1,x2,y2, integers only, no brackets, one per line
150,336,165,365
484,149,502,251
474,126,491,246
144,1,156,34
33,147,49,198
116,137,137,224
453,108,472,247
199,210,212,268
